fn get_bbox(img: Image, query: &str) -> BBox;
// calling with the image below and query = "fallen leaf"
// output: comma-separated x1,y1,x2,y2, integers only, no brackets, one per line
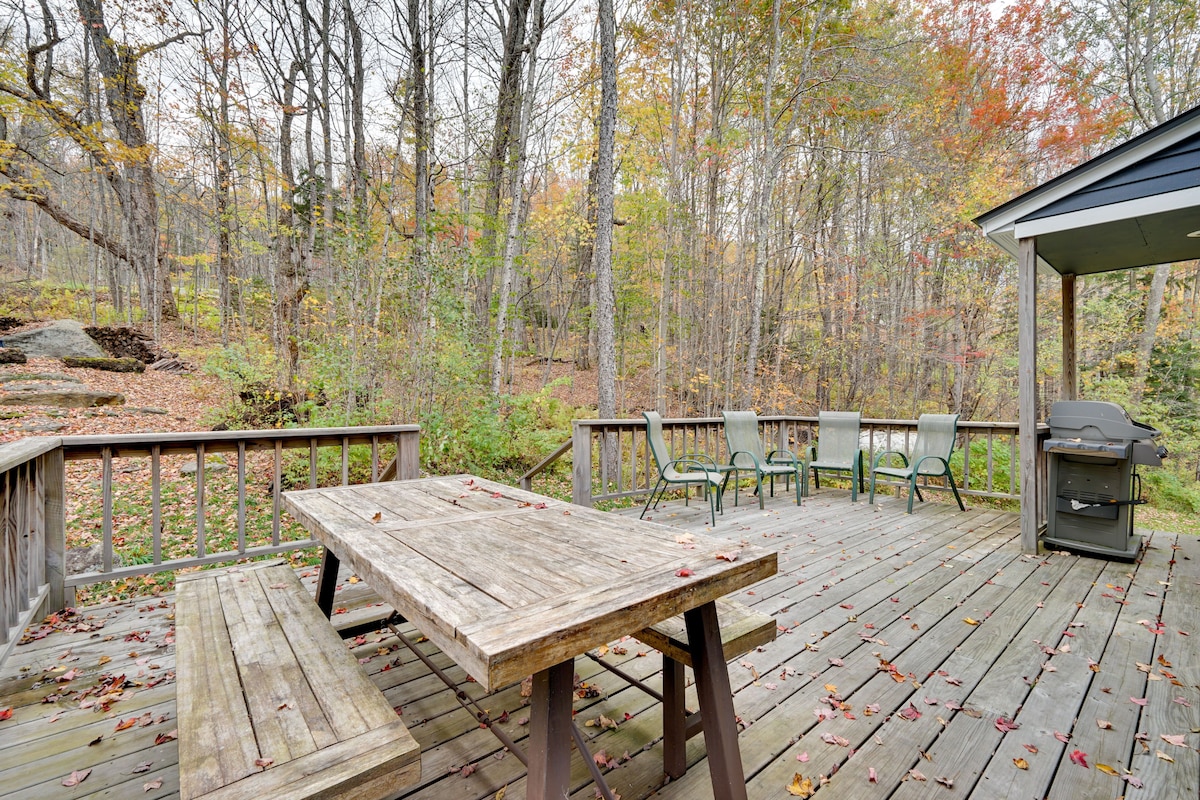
0,708,12,721
461,763,477,776
715,551,740,562
495,787,507,800
899,703,921,721
115,717,139,732
820,732,850,747
1053,731,1070,743
797,752,809,762
908,768,927,781
255,758,273,768
935,776,954,788
1013,757,1028,770
1096,719,1113,730
1122,774,1144,789
675,568,694,578
1023,743,1038,754
828,658,844,667
1069,749,1089,768
1096,763,1119,777
1130,696,1148,706
1156,750,1174,763
62,769,92,787
824,683,838,693
995,717,1020,733
963,617,980,626
1160,733,1187,747
786,772,814,797
131,761,153,774
143,778,163,791
154,729,178,745
868,767,878,783
371,511,382,522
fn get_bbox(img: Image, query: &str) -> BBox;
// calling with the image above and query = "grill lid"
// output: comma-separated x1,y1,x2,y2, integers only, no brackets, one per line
1046,400,1162,442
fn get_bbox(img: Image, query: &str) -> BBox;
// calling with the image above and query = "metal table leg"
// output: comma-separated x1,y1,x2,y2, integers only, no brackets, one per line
684,601,748,800
526,659,575,800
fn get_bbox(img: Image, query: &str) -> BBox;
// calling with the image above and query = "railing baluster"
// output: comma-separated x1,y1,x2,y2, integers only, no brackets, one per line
309,440,318,489
151,446,162,565
371,438,379,483
101,447,113,573
341,436,350,485
195,443,206,558
236,441,246,554
273,441,282,545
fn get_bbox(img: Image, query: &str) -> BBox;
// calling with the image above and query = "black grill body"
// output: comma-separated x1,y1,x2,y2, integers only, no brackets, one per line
1042,401,1165,559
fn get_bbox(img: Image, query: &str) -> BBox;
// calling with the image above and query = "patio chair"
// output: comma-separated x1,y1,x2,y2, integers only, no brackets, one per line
721,410,803,509
805,411,865,501
642,411,724,525
868,413,966,513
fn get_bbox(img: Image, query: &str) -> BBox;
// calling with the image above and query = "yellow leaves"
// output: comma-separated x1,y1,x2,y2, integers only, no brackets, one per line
786,773,814,797
1013,757,1028,770
1096,764,1119,776
963,617,980,626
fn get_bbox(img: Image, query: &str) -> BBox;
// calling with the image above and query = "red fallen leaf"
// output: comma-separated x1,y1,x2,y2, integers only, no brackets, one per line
716,551,740,562
62,768,92,787
0,708,12,721
1130,697,1148,706
143,778,163,791
1160,733,1187,747
797,751,809,762
56,668,82,683
534,502,547,509
115,717,139,731
1022,744,1038,754
840,603,854,610
898,703,921,721
1174,696,1192,707
131,761,153,774
868,767,878,783
828,658,844,667
255,758,273,768
995,717,1020,733
154,729,178,745
1053,731,1070,743
1069,749,1089,768
490,491,503,498
675,568,694,578
460,763,477,776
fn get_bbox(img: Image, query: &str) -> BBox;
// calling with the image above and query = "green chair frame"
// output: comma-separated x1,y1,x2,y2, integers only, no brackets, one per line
868,413,966,513
805,411,865,502
721,410,803,509
642,411,724,525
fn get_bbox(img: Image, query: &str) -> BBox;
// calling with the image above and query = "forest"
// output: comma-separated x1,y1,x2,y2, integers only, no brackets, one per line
0,0,1198,501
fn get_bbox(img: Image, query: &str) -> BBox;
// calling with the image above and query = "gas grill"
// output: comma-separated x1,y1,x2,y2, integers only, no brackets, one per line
1042,400,1166,559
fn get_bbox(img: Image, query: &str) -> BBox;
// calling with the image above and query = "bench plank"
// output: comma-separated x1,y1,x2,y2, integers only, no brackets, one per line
637,598,776,667
177,563,420,800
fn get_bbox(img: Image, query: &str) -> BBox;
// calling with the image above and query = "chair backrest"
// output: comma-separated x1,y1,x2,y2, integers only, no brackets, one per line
643,411,671,471
816,411,861,466
911,413,960,475
722,410,766,469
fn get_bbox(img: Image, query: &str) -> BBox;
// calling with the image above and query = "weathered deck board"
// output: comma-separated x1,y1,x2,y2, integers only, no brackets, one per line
1,488,1197,800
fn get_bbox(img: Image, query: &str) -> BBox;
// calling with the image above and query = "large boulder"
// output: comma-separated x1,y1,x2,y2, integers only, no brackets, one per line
3,320,106,358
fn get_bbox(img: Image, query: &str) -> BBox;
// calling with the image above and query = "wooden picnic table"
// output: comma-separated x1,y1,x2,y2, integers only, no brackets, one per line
282,474,777,800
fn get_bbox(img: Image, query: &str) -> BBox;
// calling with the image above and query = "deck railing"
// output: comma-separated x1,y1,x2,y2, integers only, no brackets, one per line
0,425,419,667
564,415,1046,510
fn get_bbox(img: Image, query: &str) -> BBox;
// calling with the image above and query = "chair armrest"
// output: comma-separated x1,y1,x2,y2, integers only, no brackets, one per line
676,452,719,469
804,445,816,463
666,457,720,477
728,449,765,469
911,455,950,476
871,449,909,470
767,449,800,466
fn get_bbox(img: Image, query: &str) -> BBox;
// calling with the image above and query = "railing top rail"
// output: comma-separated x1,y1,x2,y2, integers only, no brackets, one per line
57,425,420,459
0,437,63,472
572,416,1021,430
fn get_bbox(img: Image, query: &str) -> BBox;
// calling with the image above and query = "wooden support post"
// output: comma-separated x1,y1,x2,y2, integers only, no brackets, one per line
43,448,68,612
526,659,575,800
662,656,688,779
1018,237,1040,554
1062,272,1077,401
684,601,748,800
397,430,420,480
572,422,593,506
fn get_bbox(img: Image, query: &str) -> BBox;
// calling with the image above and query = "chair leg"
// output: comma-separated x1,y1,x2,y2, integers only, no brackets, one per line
948,471,966,511
793,468,802,506
907,476,917,514
756,474,765,510
642,479,665,518
868,472,877,504
849,463,858,503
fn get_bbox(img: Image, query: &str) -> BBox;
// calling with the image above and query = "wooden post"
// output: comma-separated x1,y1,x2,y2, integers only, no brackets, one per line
1061,272,1077,401
43,447,68,612
1018,237,1039,554
396,430,420,480
572,422,593,506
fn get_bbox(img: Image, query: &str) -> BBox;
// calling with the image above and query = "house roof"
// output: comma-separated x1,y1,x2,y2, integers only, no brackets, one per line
974,104,1200,275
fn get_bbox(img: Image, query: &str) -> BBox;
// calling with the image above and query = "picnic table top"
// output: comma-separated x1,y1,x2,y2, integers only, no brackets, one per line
282,474,778,691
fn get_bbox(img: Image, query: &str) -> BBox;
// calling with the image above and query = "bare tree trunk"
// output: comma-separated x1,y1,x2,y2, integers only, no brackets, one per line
594,0,618,421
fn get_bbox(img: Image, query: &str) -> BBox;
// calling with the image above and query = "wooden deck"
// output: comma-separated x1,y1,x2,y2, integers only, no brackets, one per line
1,487,1197,799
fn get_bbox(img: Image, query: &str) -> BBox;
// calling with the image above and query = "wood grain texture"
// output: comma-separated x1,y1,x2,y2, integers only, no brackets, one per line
175,562,419,800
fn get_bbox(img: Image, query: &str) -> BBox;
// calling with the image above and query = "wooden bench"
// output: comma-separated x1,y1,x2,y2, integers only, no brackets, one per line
637,599,776,779
175,562,421,800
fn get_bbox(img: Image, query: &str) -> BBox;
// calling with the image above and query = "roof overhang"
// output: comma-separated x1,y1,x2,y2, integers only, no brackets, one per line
975,105,1200,276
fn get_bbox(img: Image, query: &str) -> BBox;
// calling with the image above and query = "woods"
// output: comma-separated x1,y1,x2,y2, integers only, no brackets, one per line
0,0,1198,487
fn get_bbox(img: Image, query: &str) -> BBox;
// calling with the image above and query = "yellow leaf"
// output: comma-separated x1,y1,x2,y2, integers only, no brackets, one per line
824,684,838,693
787,773,814,797
1096,764,1119,776
495,787,507,800
1156,750,1175,763
964,618,980,626
1013,758,1028,770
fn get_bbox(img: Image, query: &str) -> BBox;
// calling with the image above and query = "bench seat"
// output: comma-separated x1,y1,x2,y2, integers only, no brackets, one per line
175,563,420,800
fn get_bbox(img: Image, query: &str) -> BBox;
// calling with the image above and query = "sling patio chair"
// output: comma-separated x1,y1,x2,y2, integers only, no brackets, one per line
721,410,803,509
805,410,866,501
641,411,725,525
868,413,966,513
